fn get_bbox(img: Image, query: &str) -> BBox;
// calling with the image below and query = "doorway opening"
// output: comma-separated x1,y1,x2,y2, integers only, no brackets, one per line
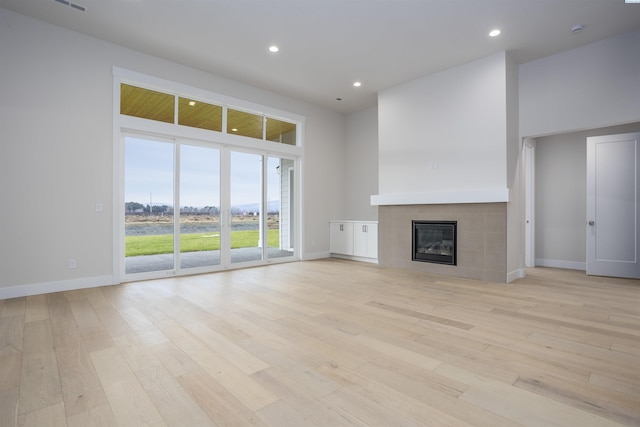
523,122,640,278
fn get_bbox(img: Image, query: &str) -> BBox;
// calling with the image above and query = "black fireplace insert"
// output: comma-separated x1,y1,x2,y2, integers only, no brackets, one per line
412,220,457,265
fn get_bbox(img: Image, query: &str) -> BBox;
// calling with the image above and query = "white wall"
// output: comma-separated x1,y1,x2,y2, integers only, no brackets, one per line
345,106,378,220
0,9,346,293
535,133,587,268
505,54,523,281
534,122,640,269
520,29,640,138
520,28,640,271
377,52,508,198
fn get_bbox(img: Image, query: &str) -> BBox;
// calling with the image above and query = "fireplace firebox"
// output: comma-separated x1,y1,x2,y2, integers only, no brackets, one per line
412,220,457,265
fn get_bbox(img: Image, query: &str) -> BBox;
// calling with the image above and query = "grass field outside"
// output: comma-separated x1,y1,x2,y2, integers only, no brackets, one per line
126,230,279,257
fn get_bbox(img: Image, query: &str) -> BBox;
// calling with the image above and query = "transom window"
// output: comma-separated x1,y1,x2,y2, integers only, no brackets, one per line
120,83,297,146
178,97,222,132
120,84,174,123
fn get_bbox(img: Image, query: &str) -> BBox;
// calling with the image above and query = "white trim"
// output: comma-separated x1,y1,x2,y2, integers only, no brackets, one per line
113,77,122,284
328,220,378,224
331,254,379,264
536,258,586,271
523,138,536,268
118,114,302,157
0,276,116,299
302,251,331,261
507,268,526,283
296,157,304,264
371,188,509,206
288,167,294,249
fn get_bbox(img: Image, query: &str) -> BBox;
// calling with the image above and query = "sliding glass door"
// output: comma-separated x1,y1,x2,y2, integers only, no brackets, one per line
230,151,263,264
179,144,221,269
267,156,295,259
124,135,175,275
122,134,296,279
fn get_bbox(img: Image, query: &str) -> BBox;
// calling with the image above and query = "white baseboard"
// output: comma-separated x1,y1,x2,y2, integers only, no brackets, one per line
330,254,379,264
301,251,331,261
0,275,116,299
535,259,586,271
507,268,526,283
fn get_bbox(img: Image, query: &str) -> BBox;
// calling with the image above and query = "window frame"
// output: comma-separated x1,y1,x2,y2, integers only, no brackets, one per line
113,67,304,282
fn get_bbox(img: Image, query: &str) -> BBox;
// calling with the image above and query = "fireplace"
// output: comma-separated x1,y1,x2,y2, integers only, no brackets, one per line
379,204,506,282
412,220,457,265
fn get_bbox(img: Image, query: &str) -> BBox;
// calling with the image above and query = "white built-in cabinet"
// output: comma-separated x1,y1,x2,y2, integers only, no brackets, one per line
329,220,378,263
329,221,354,255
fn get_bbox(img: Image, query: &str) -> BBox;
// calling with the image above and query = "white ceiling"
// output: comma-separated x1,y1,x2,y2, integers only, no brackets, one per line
3,0,640,114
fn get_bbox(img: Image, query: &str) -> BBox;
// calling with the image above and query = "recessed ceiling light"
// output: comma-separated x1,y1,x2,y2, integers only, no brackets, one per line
269,45,279,53
353,81,362,87
188,101,196,106
489,29,501,37
231,128,238,132
571,24,584,33
52,0,86,12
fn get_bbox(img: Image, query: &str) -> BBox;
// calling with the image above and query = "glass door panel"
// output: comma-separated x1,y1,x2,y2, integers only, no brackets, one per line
230,151,263,264
179,145,221,269
124,136,175,274
267,156,295,259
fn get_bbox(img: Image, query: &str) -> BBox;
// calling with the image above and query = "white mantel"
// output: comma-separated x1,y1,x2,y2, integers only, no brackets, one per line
371,188,509,206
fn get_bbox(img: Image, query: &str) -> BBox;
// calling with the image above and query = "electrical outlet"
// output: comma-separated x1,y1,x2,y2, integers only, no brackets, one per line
68,259,76,269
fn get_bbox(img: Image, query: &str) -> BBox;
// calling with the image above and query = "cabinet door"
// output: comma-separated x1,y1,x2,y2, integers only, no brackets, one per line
330,222,354,255
366,224,378,258
354,223,378,258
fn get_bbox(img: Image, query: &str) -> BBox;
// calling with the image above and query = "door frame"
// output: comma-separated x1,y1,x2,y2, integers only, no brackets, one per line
289,168,295,250
586,132,640,279
523,138,536,268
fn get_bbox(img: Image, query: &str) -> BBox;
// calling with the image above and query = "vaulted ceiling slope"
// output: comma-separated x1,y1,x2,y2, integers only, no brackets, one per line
2,0,640,113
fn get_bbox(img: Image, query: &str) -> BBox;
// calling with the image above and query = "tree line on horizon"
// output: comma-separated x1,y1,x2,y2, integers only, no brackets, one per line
125,201,278,216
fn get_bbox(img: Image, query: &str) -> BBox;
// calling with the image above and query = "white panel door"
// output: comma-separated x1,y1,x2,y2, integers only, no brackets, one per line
586,132,640,279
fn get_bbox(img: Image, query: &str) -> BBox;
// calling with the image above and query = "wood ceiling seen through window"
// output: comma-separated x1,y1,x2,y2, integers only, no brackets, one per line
178,97,222,132
120,84,174,123
121,83,296,145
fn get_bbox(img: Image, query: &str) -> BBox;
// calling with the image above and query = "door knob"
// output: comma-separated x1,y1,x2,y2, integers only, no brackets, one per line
588,221,595,226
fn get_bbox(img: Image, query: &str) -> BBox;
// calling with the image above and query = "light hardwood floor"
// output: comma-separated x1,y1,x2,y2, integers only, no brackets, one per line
1,259,639,426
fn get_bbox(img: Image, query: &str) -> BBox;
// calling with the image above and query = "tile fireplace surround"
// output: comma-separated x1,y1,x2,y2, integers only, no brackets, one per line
378,203,507,282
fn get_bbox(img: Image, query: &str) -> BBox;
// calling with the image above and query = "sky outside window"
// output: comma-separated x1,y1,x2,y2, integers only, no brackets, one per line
125,136,283,211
